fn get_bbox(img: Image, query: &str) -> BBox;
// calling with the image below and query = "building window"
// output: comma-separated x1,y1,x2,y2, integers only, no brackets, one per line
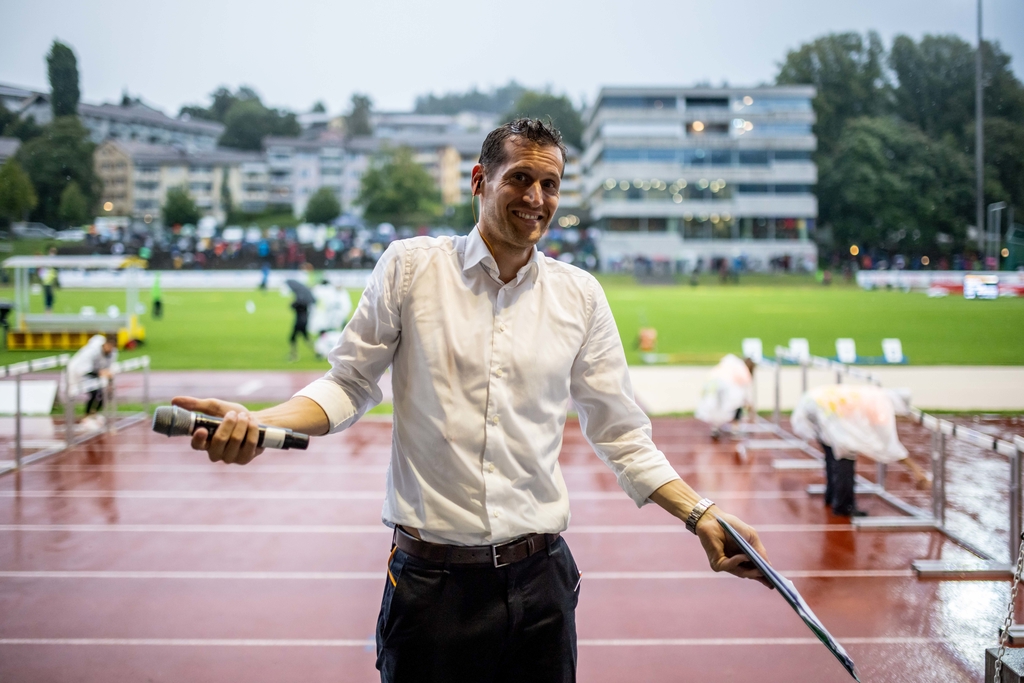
737,184,770,194
605,218,641,231
773,150,813,162
685,97,729,109
738,151,769,165
601,96,676,110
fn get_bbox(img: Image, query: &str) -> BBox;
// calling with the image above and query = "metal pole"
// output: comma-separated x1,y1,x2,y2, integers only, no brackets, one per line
975,0,985,260
63,367,74,447
1011,448,1022,565
773,361,781,425
876,462,887,492
930,431,944,523
14,373,22,469
143,360,150,415
801,361,808,394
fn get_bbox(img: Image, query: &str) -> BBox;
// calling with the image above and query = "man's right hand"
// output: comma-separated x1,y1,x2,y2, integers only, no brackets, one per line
171,396,264,465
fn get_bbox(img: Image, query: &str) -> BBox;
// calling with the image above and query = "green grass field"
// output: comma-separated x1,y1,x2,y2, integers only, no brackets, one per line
0,274,1021,369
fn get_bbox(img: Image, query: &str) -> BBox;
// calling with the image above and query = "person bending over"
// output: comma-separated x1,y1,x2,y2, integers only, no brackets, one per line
174,119,771,683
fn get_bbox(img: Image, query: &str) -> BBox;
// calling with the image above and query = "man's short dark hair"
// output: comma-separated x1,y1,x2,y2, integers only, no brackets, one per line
479,118,568,178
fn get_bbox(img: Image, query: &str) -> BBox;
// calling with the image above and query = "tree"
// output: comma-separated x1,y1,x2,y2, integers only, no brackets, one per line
58,181,89,227
357,147,441,226
983,117,1024,214
311,101,327,114
304,187,341,224
889,35,1024,149
818,117,974,257
47,40,80,118
162,186,201,226
219,99,300,150
776,32,889,154
346,94,373,137
504,91,584,149
0,158,37,225
415,81,527,115
220,167,232,216
16,116,100,226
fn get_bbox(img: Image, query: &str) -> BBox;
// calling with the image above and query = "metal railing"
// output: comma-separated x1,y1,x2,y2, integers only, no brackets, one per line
0,353,151,476
749,346,1023,581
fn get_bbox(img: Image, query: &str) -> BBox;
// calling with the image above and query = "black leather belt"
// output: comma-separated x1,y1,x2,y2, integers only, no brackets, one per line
394,526,560,568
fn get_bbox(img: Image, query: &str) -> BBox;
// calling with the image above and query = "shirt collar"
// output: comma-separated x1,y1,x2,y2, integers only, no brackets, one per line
462,225,542,283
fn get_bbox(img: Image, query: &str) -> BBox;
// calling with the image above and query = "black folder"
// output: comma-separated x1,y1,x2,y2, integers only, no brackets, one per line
718,517,860,681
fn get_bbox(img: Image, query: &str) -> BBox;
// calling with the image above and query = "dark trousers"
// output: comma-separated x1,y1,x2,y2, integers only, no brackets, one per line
376,536,580,683
85,371,103,414
822,443,856,514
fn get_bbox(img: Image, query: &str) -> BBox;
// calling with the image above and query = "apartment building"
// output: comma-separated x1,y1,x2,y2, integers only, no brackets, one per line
263,136,351,217
0,83,223,152
94,140,267,223
583,86,818,271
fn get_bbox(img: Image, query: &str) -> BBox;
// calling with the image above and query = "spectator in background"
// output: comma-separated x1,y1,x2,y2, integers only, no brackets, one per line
151,273,163,320
41,246,59,313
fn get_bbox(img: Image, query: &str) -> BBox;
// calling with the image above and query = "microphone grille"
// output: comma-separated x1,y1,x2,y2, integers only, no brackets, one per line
152,405,192,437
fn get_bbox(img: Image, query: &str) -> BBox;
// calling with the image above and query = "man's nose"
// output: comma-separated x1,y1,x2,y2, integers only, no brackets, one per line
523,181,543,206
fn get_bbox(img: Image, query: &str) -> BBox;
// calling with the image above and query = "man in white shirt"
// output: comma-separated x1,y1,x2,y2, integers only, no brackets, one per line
174,119,770,683
68,334,116,415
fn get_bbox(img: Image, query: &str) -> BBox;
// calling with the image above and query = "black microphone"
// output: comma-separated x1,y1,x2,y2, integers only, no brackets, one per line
152,405,310,450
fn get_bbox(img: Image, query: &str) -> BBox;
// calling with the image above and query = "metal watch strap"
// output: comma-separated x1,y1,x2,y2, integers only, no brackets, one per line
686,497,715,534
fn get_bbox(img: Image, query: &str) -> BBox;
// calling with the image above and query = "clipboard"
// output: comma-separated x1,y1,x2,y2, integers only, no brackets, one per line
718,517,860,681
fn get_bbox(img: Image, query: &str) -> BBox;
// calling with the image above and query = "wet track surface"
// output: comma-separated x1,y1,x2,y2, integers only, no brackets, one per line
0,413,1019,682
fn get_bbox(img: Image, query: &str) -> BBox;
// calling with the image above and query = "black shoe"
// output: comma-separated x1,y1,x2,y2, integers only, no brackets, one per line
833,507,869,517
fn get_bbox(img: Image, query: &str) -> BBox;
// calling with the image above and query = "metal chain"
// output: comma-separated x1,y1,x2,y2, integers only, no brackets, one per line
995,532,1024,683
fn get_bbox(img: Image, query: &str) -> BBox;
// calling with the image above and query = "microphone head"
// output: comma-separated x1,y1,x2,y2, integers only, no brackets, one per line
152,405,193,437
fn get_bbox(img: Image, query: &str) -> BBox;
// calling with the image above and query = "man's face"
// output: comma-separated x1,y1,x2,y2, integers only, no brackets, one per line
475,139,562,251
102,342,114,356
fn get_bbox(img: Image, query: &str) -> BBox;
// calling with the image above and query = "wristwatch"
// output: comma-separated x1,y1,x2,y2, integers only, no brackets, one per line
686,497,716,534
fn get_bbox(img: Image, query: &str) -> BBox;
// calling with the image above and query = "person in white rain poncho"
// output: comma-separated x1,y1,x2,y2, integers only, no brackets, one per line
310,281,354,359
695,354,755,440
791,384,929,517
67,334,117,418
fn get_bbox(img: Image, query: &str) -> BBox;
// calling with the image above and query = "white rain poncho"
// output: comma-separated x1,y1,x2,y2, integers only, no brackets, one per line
695,354,753,428
308,285,353,336
790,384,909,463
66,334,117,388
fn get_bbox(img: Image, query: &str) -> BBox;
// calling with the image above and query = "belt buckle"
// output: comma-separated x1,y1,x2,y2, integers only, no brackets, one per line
492,543,512,568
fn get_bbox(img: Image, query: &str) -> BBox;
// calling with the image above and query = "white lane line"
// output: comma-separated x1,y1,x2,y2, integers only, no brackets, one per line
0,523,854,534
235,380,264,397
0,490,818,501
0,636,975,647
0,569,913,580
13,464,785,475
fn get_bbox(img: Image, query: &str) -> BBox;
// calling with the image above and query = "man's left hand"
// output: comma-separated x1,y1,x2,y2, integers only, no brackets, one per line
695,509,773,589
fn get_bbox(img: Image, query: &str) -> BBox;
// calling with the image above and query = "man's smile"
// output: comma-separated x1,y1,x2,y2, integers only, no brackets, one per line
512,209,543,221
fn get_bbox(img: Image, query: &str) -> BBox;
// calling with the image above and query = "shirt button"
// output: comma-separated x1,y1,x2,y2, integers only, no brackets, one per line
487,463,496,473
493,510,500,518
498,323,506,332
495,368,503,378
492,415,499,425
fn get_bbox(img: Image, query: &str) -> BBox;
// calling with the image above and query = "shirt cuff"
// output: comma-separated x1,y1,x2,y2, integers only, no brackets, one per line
293,378,358,433
617,456,682,508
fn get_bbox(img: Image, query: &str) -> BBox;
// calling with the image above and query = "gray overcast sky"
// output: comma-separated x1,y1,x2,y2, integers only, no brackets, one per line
1,0,1022,116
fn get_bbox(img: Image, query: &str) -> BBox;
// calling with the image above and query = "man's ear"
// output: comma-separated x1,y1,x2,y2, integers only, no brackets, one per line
471,164,485,196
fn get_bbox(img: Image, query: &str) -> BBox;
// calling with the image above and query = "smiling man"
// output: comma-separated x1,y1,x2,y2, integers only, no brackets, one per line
174,119,770,683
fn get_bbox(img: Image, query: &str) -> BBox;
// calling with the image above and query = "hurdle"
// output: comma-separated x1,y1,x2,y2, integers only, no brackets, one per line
753,346,1022,581
0,354,151,476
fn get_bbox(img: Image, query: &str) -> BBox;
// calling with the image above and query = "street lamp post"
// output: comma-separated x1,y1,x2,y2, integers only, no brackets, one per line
975,0,985,260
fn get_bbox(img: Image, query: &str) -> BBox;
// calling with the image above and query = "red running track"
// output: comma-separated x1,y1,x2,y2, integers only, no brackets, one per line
0,411,1011,682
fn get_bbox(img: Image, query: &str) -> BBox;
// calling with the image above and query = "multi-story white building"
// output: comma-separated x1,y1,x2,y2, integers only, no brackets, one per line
0,83,223,152
94,141,267,223
263,135,351,217
583,86,818,271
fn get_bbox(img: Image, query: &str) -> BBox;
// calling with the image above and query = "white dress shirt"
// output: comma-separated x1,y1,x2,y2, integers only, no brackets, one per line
296,227,680,545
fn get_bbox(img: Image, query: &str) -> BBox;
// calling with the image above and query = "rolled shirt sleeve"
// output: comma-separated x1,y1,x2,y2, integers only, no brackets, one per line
569,282,681,506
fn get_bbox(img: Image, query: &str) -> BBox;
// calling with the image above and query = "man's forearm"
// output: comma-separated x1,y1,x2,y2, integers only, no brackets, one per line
253,396,331,436
649,479,707,522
